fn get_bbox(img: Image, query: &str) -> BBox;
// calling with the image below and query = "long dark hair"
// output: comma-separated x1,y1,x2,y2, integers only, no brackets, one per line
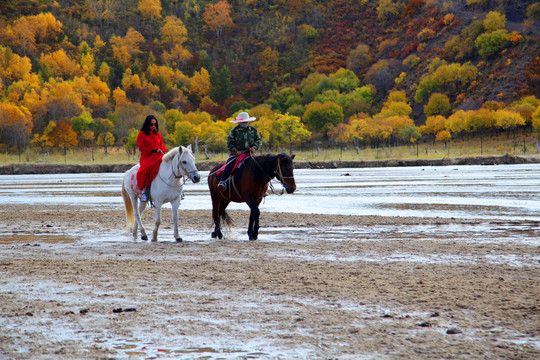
141,115,160,135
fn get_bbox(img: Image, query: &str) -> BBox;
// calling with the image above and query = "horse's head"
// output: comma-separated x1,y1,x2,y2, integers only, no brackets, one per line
166,145,200,183
276,153,296,194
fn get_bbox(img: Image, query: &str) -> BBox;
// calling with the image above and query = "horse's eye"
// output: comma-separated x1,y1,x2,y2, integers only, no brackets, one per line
182,161,187,164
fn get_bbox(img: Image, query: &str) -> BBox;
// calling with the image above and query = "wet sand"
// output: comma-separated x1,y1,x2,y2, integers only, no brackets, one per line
0,204,539,358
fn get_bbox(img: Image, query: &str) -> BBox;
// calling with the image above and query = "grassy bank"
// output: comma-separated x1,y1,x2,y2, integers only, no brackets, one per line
1,133,538,165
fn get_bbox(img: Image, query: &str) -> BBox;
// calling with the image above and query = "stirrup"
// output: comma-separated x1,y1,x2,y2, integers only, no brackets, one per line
141,192,148,202
217,180,227,191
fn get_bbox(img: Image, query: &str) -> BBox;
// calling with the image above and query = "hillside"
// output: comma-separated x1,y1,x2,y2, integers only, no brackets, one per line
0,0,539,155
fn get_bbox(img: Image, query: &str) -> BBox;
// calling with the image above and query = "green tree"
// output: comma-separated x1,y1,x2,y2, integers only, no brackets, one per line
475,29,511,58
273,113,311,154
330,68,360,93
303,101,344,134
424,93,451,116
210,66,232,103
173,120,198,146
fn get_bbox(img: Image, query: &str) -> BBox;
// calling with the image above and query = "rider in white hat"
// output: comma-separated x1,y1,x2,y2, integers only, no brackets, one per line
217,112,262,191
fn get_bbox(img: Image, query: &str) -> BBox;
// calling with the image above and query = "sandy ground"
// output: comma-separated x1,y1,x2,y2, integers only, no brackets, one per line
0,204,539,359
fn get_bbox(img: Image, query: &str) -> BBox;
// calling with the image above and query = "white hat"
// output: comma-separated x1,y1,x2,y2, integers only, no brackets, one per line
230,112,256,123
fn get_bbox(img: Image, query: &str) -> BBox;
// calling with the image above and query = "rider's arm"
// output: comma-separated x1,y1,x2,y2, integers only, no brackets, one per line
227,127,239,154
251,127,262,151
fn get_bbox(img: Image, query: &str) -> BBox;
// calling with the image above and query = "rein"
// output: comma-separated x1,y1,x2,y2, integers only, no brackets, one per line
251,155,292,195
159,152,188,188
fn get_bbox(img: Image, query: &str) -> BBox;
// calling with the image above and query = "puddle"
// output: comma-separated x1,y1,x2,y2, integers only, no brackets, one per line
0,232,78,244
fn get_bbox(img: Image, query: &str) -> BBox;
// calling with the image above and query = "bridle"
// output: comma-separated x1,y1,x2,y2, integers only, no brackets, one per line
160,151,191,187
251,154,294,194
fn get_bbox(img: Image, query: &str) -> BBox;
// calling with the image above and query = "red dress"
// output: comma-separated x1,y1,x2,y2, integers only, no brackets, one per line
136,130,167,190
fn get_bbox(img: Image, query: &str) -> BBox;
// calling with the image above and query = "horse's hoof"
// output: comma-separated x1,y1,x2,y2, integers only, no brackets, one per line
141,235,148,241
175,237,182,242
211,232,217,239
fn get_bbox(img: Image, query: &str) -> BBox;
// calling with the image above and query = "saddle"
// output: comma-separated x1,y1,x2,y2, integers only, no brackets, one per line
216,153,250,177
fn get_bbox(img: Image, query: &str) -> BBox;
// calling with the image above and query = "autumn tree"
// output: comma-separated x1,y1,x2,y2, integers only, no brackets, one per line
259,47,280,85
85,0,117,30
424,93,451,116
419,115,446,142
200,121,228,152
346,43,373,75
173,120,199,146
203,0,233,39
272,113,311,154
189,68,211,101
48,121,78,158
138,0,162,20
110,28,145,69
5,13,63,57
436,130,451,151
0,101,33,154
0,46,32,89
94,118,115,154
40,49,82,79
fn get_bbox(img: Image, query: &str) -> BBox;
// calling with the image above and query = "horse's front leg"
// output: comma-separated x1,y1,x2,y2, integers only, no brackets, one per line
152,203,162,242
171,198,182,242
210,194,223,239
246,199,260,241
136,199,148,241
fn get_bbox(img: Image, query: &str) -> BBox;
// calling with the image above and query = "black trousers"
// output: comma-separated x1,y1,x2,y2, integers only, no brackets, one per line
220,154,237,181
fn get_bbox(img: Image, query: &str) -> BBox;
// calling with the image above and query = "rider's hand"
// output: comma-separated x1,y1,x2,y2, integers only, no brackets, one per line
236,151,242,156
249,147,255,153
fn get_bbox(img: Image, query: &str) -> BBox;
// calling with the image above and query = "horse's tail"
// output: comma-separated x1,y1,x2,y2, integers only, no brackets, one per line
220,209,234,227
122,181,135,230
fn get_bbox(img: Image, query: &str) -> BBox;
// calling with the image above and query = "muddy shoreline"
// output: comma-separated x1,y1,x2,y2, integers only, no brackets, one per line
1,154,540,174
0,203,539,358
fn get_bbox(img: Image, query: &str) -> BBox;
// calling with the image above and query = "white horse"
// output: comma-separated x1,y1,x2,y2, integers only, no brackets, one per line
121,145,200,242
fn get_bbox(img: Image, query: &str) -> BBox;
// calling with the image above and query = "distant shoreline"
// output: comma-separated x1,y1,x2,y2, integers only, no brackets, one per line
1,154,540,175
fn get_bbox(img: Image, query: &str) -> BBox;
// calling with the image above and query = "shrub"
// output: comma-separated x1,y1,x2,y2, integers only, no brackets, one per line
417,28,436,41
475,29,511,58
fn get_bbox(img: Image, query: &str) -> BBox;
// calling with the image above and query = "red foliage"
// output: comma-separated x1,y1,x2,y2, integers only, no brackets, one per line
201,103,229,120
402,0,426,18
401,42,419,57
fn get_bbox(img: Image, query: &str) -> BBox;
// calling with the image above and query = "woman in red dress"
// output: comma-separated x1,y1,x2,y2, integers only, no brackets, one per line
137,115,167,202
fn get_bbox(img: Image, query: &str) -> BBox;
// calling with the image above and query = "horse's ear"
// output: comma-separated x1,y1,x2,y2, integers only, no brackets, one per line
187,144,192,152
291,154,295,160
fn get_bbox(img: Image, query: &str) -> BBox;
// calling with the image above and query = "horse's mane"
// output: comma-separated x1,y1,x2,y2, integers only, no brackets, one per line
162,147,179,162
247,153,288,182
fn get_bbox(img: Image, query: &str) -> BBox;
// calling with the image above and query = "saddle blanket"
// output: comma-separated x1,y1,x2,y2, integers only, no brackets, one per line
130,171,143,195
216,153,249,177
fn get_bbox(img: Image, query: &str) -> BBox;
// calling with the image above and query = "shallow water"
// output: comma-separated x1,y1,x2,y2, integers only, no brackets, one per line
1,163,540,220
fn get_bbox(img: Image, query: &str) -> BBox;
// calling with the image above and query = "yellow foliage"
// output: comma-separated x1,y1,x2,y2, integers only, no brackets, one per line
0,46,33,86
189,68,211,99
98,62,111,82
160,16,188,48
138,0,162,20
40,49,82,78
421,115,446,135
435,130,451,142
113,87,130,106
203,0,233,38
0,101,32,133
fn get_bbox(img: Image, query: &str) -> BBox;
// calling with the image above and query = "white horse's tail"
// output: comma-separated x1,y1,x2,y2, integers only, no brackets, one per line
122,181,135,230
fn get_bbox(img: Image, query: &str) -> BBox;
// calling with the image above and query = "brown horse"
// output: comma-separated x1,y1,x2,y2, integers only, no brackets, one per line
208,153,296,240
